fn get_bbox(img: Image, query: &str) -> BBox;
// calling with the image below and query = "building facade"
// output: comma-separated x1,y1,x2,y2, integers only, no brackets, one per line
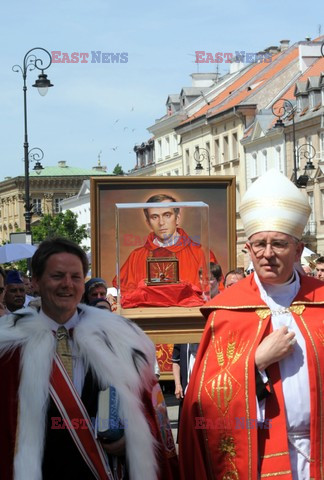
0,160,107,244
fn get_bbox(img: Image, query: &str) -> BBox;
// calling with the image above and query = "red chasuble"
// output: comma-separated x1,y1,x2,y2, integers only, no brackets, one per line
179,273,324,480
114,228,216,308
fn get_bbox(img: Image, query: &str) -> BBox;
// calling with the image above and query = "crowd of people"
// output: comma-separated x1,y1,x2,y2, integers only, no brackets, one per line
0,169,323,480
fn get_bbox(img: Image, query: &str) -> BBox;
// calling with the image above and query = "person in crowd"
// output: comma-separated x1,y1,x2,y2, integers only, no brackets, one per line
209,262,223,297
315,255,324,281
199,262,223,299
179,170,324,479
302,264,313,276
0,267,6,316
88,297,112,310
4,270,26,313
172,343,199,442
0,237,178,480
223,267,245,288
84,277,108,304
84,277,117,311
20,272,35,306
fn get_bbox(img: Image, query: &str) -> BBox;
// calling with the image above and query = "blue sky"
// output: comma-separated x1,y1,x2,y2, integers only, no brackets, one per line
0,0,323,180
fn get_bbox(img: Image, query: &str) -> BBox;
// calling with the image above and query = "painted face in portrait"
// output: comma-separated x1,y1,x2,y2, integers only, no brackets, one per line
146,203,180,243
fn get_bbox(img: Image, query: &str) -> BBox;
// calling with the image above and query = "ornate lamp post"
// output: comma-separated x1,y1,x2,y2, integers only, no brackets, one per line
272,98,315,187
12,48,53,235
194,147,212,175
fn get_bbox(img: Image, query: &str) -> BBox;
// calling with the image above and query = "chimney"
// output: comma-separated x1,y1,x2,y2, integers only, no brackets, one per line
92,165,107,172
264,45,280,54
280,39,290,51
58,160,67,168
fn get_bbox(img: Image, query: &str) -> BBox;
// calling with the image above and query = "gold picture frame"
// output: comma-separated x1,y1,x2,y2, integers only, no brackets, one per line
90,175,236,344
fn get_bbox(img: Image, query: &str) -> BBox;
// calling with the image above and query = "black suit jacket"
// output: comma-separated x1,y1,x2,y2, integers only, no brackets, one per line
42,370,99,480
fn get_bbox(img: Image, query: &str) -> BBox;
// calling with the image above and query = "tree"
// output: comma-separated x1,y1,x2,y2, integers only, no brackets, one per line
31,210,89,246
112,163,125,175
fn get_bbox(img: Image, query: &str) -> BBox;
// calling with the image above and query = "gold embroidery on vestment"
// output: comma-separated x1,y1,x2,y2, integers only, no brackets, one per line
316,328,324,347
260,451,289,458
245,317,265,480
290,304,305,315
260,471,292,477
207,330,248,415
255,308,271,320
219,436,239,479
298,311,323,475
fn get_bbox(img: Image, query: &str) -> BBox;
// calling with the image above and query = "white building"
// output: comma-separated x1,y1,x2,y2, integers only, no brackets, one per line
61,180,91,250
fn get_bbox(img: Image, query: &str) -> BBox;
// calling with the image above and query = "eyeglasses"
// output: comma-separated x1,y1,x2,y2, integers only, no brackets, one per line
249,240,295,256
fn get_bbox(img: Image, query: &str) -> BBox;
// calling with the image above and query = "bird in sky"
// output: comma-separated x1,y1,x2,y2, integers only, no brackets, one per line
123,127,128,131
131,106,135,111
110,146,118,151
113,119,119,125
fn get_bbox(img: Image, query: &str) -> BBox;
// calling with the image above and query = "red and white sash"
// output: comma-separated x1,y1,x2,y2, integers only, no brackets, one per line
49,354,114,480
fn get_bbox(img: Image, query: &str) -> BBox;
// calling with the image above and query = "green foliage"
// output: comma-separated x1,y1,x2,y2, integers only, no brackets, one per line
112,163,125,175
31,210,89,246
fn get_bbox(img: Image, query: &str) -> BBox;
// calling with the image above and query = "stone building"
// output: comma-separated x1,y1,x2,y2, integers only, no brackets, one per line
0,160,106,244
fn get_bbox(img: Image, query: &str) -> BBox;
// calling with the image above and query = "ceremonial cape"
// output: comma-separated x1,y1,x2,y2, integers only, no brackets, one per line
179,273,324,480
0,305,178,480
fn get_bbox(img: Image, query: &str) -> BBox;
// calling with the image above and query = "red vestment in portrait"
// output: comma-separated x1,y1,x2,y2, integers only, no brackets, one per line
114,227,216,308
179,273,324,480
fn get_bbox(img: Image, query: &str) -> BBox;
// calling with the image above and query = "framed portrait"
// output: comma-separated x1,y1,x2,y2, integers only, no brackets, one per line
90,175,236,345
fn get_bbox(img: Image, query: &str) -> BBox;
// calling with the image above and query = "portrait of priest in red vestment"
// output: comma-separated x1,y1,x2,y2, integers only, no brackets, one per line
114,193,216,309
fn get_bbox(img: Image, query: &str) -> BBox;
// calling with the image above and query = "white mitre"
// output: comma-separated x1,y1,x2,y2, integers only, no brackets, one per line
239,169,311,239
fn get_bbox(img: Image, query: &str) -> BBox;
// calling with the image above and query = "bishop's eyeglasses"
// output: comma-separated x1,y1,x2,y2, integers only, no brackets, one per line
248,240,295,256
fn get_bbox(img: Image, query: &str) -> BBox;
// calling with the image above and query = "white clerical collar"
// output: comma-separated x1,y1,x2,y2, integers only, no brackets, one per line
255,268,300,310
153,231,179,248
39,308,80,332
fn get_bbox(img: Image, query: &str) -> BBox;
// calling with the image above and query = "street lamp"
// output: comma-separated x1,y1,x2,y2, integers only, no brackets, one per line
295,143,316,187
12,48,53,235
272,98,315,187
194,147,211,175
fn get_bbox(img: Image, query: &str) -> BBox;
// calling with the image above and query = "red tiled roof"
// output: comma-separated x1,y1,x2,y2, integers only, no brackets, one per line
182,47,300,125
271,56,324,120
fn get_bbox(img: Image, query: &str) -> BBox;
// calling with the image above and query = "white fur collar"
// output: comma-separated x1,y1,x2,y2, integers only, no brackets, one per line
0,305,158,480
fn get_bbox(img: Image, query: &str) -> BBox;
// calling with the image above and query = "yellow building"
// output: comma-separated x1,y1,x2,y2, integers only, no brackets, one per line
0,160,106,243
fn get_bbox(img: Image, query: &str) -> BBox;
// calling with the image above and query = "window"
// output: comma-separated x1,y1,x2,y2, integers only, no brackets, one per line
320,132,324,161
261,150,267,175
251,152,257,178
275,145,283,172
173,134,178,155
54,198,64,214
223,136,229,162
308,192,314,222
214,138,220,164
157,139,162,160
32,198,42,215
185,149,190,175
165,136,170,157
232,132,238,159
321,190,324,218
